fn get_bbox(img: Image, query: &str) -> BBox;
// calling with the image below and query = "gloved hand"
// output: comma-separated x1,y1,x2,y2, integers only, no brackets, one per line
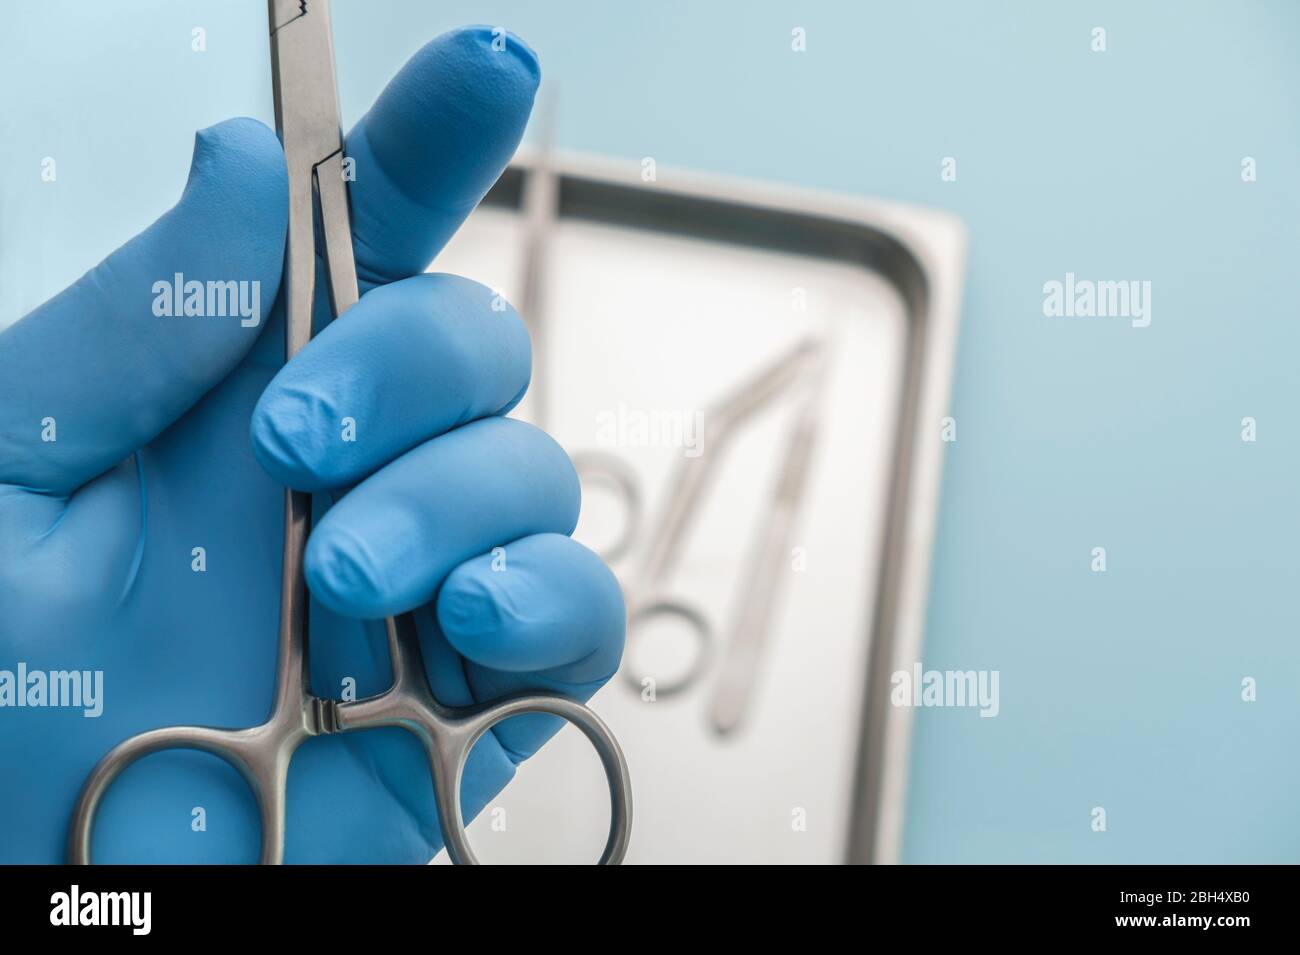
0,26,624,863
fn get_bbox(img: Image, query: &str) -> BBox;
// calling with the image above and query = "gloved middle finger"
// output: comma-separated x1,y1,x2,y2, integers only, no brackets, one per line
251,272,530,492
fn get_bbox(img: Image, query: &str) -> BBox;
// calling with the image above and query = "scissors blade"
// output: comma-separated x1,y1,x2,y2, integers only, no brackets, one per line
265,0,358,723
517,90,560,427
709,358,827,735
631,335,826,588
270,0,346,172
268,0,357,359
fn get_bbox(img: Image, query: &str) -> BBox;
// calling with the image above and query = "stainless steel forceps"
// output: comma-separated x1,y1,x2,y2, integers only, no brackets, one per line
578,335,827,733
68,0,632,866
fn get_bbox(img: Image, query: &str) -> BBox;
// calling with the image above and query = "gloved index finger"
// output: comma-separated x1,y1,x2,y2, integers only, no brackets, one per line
345,26,540,290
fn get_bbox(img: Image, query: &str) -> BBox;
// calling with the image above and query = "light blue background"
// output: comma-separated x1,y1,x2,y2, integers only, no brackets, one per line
3,1,1298,862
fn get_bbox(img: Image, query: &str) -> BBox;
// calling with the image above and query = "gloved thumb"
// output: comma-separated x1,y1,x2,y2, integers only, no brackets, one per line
0,117,287,496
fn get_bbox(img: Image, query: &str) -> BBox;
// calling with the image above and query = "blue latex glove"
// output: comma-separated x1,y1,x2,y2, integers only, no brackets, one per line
0,27,624,863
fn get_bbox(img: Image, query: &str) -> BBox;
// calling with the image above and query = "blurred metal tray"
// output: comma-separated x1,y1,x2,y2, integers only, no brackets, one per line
434,151,965,864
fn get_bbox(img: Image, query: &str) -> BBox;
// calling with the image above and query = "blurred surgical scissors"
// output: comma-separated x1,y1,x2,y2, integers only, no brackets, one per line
69,0,631,865
578,336,827,734
507,81,828,734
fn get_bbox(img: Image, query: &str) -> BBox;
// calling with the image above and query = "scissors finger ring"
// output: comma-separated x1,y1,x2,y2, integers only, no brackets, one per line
68,615,632,865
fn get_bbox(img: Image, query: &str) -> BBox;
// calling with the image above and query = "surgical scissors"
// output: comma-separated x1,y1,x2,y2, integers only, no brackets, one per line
504,101,827,732
68,0,632,866
579,336,827,733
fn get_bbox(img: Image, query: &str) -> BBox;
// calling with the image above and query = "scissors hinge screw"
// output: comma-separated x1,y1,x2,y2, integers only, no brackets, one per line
309,697,341,735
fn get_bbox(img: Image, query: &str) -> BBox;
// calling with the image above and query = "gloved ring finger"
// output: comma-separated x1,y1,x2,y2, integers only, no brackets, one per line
304,416,577,619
